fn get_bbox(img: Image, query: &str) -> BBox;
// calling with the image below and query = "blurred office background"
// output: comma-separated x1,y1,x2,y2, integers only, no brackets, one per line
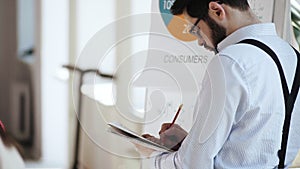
0,0,151,168
0,0,300,169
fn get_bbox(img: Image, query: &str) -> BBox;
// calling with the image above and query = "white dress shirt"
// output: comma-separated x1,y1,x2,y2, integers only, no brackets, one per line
149,23,300,169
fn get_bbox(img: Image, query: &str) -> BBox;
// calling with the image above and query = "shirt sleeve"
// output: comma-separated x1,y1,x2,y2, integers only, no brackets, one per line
151,55,250,169
142,152,181,169
155,152,181,169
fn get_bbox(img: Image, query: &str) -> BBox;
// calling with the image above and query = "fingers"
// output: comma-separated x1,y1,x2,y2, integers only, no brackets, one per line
142,134,161,144
160,124,183,136
159,123,172,134
158,124,188,150
142,124,188,151
142,134,153,138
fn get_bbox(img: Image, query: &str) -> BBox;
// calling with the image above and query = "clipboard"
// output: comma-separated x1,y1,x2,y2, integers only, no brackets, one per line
107,122,173,152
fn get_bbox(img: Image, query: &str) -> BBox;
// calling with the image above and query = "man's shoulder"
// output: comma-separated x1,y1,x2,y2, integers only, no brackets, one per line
218,43,269,71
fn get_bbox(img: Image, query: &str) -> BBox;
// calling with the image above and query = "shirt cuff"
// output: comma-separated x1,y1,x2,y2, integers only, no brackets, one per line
156,152,178,169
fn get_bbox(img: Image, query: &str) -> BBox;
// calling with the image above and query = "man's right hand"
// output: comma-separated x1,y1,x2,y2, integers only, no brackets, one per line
159,123,188,151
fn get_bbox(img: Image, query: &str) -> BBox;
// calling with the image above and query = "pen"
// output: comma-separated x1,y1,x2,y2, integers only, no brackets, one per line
170,104,183,127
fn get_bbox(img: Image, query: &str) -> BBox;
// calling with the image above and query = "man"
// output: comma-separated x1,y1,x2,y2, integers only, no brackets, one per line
137,0,300,168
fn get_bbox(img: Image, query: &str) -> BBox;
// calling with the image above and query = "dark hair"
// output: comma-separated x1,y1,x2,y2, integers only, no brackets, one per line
171,0,249,19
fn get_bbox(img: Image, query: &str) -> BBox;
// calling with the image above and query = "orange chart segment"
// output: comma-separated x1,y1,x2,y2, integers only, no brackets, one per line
167,15,197,42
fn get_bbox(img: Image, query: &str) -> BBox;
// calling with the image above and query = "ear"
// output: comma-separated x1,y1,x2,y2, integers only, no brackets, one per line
208,1,225,20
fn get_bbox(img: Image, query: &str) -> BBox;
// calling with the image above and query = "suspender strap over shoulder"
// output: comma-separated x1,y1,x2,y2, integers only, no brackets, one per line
238,39,300,169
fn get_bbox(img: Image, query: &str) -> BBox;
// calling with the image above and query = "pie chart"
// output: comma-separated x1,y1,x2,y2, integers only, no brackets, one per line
159,0,197,42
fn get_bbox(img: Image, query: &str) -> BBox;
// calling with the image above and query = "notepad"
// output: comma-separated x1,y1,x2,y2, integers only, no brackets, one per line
107,122,173,152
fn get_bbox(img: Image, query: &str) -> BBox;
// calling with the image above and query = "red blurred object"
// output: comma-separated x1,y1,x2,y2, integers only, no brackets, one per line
0,120,5,132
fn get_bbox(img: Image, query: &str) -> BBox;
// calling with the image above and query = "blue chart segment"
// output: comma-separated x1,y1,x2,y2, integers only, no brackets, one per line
159,0,173,25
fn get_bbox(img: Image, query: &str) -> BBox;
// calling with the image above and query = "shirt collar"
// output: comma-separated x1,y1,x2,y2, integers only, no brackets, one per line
217,23,277,52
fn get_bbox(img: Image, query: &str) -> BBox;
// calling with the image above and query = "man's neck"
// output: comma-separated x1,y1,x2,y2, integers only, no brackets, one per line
226,9,261,36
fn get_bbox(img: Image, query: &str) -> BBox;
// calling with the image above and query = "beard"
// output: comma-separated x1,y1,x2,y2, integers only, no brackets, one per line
203,16,226,49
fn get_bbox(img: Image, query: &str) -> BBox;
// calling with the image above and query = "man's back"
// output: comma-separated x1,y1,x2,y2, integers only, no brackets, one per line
216,23,300,168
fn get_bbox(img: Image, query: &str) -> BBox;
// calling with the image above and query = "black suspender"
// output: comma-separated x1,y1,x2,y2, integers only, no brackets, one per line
238,39,300,169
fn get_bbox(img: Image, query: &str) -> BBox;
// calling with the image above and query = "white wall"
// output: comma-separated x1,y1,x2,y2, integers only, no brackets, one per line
70,1,117,168
26,0,69,168
71,0,152,169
